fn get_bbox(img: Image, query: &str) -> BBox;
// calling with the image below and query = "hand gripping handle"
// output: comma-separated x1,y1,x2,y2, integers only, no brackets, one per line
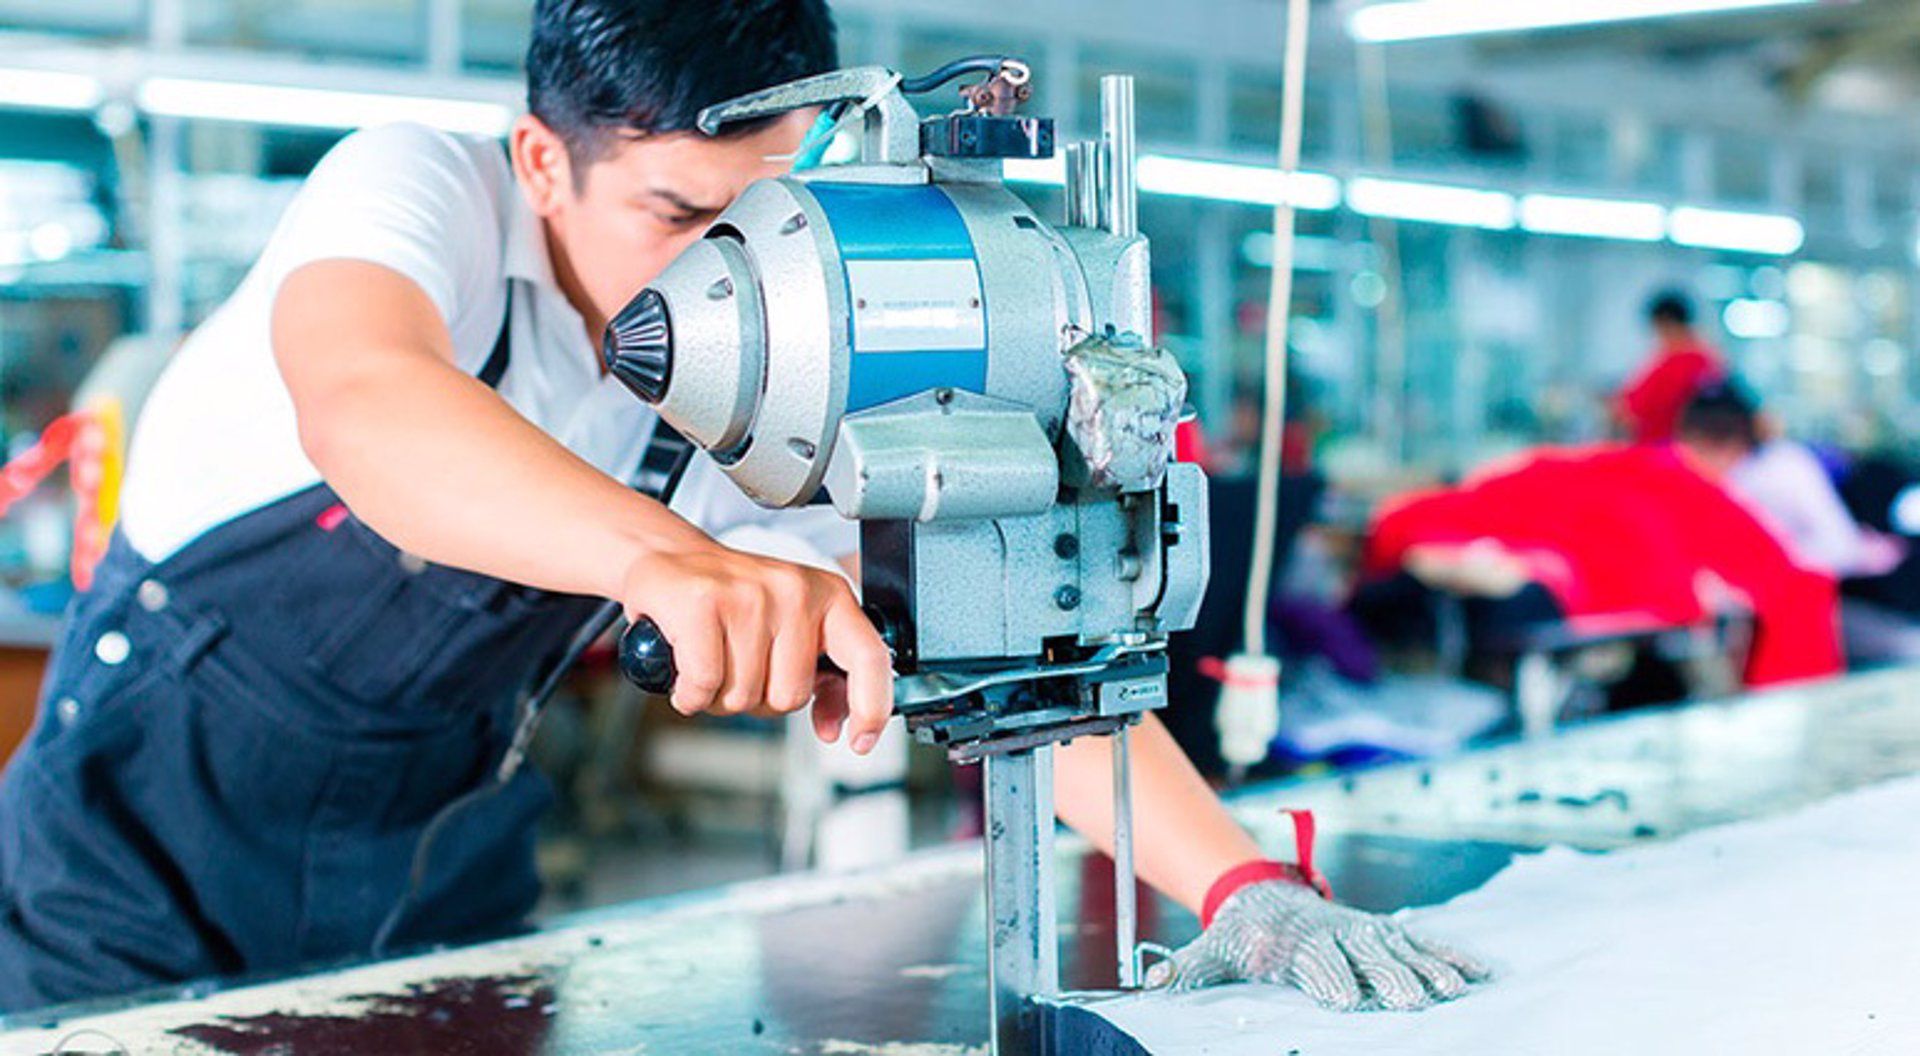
617,617,677,696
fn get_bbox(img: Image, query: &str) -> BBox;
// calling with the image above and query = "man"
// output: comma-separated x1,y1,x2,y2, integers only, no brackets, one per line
1614,290,1723,444
0,0,1481,1014
1363,443,1842,688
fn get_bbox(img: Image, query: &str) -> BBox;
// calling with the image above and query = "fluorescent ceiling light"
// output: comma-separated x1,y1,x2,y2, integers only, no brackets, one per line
1519,193,1667,241
1349,0,1816,43
1722,297,1790,339
1136,155,1341,210
138,77,513,136
1007,154,1339,211
1003,155,1066,186
1669,206,1804,255
1348,176,1515,229
0,67,103,112
1241,231,1347,271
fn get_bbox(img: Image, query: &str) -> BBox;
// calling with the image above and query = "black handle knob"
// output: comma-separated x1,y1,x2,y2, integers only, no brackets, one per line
618,617,677,695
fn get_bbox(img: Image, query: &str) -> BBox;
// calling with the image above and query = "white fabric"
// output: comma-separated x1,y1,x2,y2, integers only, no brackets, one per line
1277,662,1506,760
121,121,853,564
1726,440,1876,577
1090,774,1920,1055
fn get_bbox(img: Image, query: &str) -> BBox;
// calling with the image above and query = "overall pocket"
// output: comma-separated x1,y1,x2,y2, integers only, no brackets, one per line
291,516,535,705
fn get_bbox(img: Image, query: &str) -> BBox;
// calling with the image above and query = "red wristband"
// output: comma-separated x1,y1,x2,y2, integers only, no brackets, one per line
1199,810,1333,928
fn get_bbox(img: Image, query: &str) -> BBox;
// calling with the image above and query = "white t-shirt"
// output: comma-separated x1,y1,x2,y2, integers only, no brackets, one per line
121,122,854,567
1726,440,1873,577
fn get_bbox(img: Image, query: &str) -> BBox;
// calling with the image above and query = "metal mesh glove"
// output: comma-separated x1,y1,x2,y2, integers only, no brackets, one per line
1144,879,1491,1011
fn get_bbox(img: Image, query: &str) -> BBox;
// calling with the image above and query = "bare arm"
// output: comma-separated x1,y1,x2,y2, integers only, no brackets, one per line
1053,713,1263,914
273,260,892,749
276,260,703,593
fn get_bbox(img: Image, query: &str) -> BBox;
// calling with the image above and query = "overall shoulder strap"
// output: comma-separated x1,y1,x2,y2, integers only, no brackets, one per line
476,284,513,389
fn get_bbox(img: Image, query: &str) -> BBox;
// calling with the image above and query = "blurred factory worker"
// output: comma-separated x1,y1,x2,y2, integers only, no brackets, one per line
0,0,1484,1016
1613,290,1723,444
1674,382,1901,579
1363,443,1842,687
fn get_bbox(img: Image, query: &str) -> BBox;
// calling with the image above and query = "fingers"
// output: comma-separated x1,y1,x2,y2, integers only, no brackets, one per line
820,587,893,755
1383,929,1468,1001
626,548,891,744
716,596,770,716
1282,931,1363,1011
1409,933,1492,984
1336,928,1429,1011
810,671,850,744
764,624,820,717
659,608,725,716
1145,938,1235,994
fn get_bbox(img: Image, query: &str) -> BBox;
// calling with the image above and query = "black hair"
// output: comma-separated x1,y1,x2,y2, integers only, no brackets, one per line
1647,289,1695,327
527,0,837,165
1678,380,1760,451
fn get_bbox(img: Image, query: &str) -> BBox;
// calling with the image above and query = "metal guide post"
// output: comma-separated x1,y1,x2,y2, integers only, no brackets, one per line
984,747,1058,1055
1065,141,1100,229
1113,724,1139,988
1098,72,1145,991
1099,75,1137,239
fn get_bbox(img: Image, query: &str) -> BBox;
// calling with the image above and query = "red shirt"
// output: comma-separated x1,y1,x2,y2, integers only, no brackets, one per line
1617,337,1722,444
1365,444,1841,687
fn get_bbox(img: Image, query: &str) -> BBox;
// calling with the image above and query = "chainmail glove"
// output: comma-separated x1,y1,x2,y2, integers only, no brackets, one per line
1144,878,1490,1011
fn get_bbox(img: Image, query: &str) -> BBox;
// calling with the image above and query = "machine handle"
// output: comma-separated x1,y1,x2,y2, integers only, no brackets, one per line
617,616,866,698
618,617,678,696
696,66,921,165
697,66,902,136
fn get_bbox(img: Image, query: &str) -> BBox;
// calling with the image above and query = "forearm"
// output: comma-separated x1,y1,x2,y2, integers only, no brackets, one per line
1053,713,1262,914
275,260,710,601
299,358,705,597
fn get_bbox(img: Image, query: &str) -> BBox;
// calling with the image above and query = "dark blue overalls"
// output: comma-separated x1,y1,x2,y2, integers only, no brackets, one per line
0,294,605,1011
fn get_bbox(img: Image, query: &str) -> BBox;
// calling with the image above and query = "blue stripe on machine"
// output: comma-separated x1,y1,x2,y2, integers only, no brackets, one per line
810,182,976,260
809,181,989,413
846,349,987,411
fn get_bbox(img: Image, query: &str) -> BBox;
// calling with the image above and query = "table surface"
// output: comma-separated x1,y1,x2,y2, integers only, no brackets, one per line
11,666,1920,1056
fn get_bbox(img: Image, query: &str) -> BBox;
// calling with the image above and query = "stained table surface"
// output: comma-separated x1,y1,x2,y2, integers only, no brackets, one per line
11,666,1920,1055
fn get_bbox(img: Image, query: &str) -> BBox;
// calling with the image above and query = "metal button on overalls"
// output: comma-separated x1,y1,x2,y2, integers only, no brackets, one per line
92,630,130,665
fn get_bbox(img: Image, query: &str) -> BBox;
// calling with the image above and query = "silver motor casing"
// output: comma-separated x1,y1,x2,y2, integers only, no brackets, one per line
622,158,1201,680
641,174,1082,515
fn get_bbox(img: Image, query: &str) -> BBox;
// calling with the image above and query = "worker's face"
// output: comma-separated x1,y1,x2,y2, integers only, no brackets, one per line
1652,319,1690,343
512,111,814,332
1676,435,1747,480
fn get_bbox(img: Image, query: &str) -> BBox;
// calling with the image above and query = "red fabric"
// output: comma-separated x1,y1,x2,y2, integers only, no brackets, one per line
67,414,109,592
1617,337,1722,444
0,412,116,591
1174,419,1211,469
0,415,81,514
1200,810,1332,927
1363,444,1841,687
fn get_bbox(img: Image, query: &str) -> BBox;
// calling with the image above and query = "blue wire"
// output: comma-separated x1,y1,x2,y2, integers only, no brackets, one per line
791,108,841,172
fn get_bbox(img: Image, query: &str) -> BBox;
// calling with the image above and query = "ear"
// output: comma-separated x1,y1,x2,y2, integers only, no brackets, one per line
511,114,578,218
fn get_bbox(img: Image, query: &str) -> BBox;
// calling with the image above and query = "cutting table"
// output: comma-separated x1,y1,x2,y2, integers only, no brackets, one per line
10,665,1920,1055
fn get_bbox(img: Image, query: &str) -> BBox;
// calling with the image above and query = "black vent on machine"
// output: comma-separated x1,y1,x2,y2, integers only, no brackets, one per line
603,288,673,404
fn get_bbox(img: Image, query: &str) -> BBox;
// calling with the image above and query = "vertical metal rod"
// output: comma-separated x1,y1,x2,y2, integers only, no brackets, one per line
1113,724,1139,988
1064,142,1100,229
425,0,464,76
984,747,1058,1056
1099,75,1137,239
145,114,185,344
147,0,185,47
